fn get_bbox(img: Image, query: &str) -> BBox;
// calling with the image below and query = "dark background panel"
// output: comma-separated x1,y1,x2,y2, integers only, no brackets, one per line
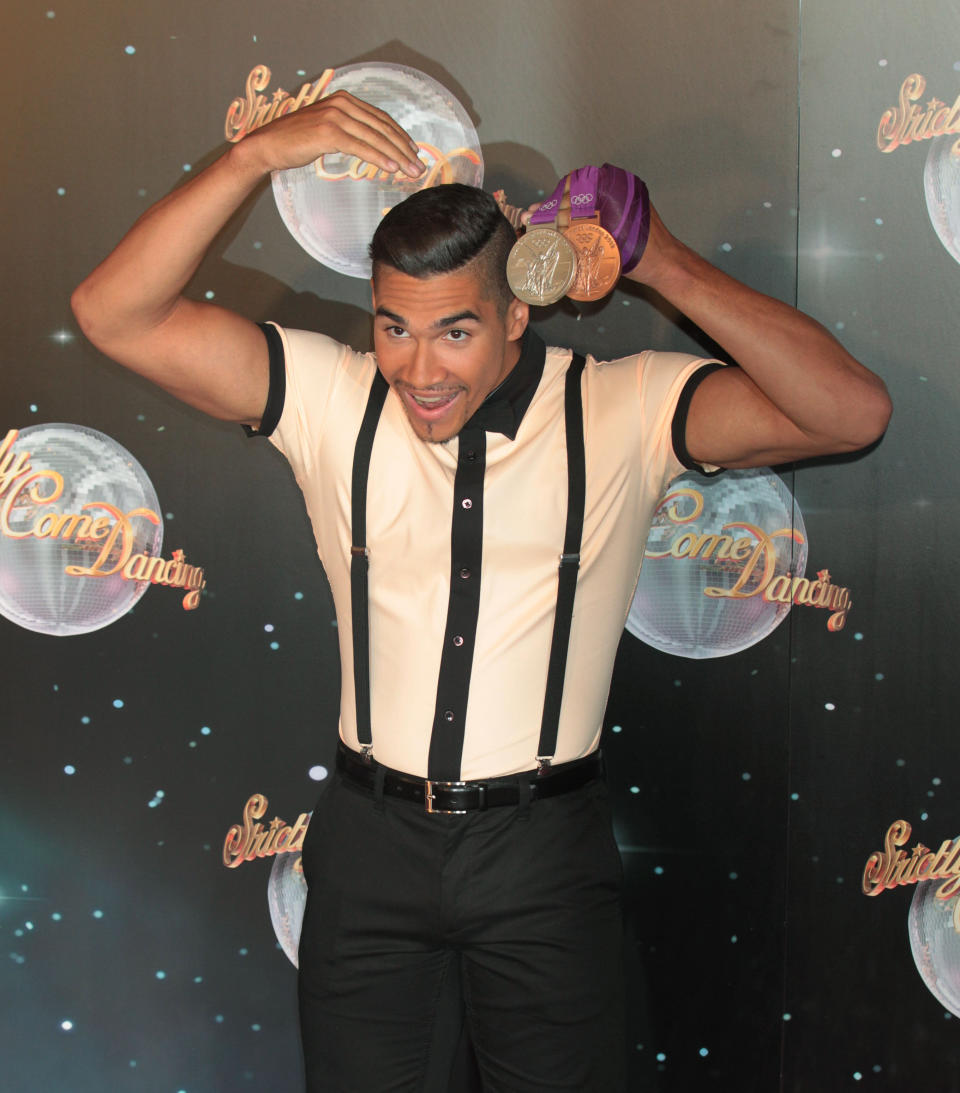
784,2,960,1089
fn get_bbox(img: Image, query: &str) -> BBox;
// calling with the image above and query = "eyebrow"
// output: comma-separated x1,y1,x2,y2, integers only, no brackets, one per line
375,306,482,329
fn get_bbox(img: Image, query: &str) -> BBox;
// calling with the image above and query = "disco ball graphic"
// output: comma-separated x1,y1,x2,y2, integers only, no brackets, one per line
0,424,163,636
626,467,806,658
924,135,960,266
269,848,309,967
272,63,483,278
909,877,960,1016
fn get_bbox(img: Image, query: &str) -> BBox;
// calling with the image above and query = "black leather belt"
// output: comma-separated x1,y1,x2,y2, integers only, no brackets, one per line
336,742,603,815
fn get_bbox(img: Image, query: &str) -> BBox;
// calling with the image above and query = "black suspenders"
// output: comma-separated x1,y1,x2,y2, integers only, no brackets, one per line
536,352,586,768
349,353,587,772
350,370,389,756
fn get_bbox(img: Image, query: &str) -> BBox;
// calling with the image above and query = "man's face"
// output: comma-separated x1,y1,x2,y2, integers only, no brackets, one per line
372,265,528,444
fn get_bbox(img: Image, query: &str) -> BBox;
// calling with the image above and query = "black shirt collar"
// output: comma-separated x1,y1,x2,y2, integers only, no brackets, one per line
462,327,546,440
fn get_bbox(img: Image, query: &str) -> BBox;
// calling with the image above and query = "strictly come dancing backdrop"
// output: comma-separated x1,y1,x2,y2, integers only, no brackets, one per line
2,1,959,1090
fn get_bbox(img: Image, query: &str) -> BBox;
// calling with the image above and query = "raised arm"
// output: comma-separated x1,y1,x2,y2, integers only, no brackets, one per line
625,202,892,468
71,91,424,426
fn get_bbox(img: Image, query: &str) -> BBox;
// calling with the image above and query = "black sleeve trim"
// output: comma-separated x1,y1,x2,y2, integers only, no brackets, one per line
671,361,731,474
242,323,286,439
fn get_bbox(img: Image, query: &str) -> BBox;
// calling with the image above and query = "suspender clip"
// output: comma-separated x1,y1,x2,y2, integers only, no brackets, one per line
351,545,369,558
559,552,580,568
536,756,553,775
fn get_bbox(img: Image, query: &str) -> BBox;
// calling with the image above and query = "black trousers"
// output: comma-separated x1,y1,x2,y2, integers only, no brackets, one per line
297,768,626,1093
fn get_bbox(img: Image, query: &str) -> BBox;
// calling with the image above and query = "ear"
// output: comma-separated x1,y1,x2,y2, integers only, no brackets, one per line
505,296,529,343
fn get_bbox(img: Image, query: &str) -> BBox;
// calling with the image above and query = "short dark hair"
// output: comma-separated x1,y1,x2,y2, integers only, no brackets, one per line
369,184,516,314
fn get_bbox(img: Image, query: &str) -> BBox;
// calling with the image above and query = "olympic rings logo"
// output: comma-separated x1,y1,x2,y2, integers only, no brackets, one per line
538,198,558,210
571,192,594,205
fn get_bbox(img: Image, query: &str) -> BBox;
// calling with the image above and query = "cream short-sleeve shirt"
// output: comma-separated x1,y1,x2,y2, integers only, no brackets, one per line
265,324,717,779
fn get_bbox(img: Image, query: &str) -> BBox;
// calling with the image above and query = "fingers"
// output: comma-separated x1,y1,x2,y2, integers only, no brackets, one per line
315,91,424,177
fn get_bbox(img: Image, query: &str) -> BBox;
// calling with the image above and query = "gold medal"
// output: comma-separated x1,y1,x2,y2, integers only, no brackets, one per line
506,227,578,306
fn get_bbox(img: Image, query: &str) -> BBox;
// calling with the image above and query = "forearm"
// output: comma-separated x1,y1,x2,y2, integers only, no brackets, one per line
73,89,422,347
628,213,891,453
70,90,422,421
71,143,265,347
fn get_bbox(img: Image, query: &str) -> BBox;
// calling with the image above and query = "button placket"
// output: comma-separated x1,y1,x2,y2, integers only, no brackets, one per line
427,427,486,781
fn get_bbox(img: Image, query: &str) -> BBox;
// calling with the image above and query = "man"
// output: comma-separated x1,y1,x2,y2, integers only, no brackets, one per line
71,89,890,1092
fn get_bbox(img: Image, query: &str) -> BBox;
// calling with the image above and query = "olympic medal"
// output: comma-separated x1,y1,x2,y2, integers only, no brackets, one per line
506,228,578,306
563,221,621,302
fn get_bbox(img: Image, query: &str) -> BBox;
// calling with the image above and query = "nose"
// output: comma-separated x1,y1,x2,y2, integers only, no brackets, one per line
403,339,445,389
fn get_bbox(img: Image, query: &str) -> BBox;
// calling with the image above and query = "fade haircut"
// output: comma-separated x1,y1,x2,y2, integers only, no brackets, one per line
369,184,517,315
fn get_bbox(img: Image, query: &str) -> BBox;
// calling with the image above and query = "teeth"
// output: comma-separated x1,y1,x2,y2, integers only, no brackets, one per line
412,394,453,407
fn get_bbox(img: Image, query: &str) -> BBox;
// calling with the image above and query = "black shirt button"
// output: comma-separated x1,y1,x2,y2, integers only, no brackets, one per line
453,635,464,647
465,450,477,461
444,710,455,722
459,567,471,579
461,498,473,510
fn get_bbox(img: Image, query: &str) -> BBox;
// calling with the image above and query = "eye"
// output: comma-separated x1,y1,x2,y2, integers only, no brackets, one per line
383,325,408,338
445,328,470,342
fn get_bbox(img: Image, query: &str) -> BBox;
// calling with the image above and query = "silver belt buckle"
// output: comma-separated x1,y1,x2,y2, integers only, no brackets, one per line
424,778,470,815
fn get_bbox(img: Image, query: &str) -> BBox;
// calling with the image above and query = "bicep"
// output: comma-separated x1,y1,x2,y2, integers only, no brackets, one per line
683,367,835,469
74,294,270,426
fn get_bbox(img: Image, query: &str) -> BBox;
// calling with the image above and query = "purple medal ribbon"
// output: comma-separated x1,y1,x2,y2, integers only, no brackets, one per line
529,177,569,226
597,163,650,273
568,166,599,220
529,164,650,272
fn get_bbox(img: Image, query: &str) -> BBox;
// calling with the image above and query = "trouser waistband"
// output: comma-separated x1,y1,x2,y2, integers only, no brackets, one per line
335,742,603,815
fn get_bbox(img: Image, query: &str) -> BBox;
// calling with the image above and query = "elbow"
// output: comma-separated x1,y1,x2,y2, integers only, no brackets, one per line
836,379,893,453
70,278,120,354
70,280,97,343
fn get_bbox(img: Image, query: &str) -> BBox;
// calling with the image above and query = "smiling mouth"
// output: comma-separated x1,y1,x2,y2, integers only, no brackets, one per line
412,392,457,408
401,388,463,419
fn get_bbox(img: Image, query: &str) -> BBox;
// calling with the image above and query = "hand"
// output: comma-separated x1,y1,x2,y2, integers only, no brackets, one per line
232,90,426,180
